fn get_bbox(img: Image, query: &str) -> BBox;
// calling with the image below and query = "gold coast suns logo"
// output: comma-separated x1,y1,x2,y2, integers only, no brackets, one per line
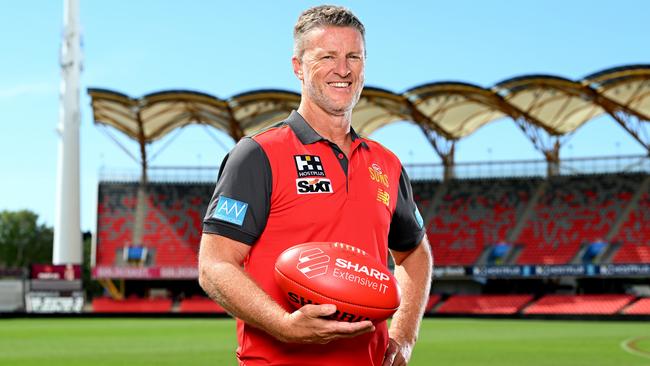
369,163,390,206
368,163,389,188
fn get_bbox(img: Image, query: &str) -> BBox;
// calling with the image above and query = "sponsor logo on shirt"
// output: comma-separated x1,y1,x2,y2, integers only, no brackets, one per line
296,178,334,194
369,163,389,188
294,155,326,177
414,207,424,228
212,195,248,226
376,188,390,206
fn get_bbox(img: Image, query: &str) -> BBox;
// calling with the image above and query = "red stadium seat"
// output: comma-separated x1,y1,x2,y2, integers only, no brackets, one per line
435,294,533,314
516,174,644,265
419,178,539,266
612,192,650,264
622,298,650,315
523,294,634,315
92,297,173,313
179,296,227,314
425,294,442,313
95,183,213,269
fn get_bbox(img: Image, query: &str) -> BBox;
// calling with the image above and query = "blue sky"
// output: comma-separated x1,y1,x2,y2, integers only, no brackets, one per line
0,0,648,232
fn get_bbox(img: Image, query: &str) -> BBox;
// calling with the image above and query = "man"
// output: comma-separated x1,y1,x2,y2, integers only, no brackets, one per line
198,5,432,366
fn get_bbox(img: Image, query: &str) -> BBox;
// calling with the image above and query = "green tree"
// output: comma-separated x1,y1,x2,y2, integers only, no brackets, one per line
82,231,103,298
0,210,53,267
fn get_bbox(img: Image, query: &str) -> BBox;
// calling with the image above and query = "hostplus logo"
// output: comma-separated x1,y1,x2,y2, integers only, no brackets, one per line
296,248,330,278
294,155,326,177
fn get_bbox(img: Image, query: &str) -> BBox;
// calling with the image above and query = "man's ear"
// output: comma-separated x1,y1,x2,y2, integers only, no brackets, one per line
292,56,303,80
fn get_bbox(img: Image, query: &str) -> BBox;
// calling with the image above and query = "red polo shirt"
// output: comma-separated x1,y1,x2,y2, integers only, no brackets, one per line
204,111,425,366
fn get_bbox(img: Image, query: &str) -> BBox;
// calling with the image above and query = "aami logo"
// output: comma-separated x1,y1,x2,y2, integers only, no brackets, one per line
212,195,248,226
296,178,334,194
297,248,330,278
295,155,326,177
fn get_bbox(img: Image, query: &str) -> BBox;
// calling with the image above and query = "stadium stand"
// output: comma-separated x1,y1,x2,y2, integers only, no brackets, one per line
97,173,650,272
418,177,540,265
425,294,442,313
179,296,227,314
612,191,650,263
622,298,650,315
96,182,213,267
522,294,635,315
411,180,441,214
512,173,645,264
435,295,533,315
91,174,650,317
92,296,173,313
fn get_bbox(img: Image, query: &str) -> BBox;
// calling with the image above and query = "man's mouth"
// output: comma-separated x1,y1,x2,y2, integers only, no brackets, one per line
328,82,352,88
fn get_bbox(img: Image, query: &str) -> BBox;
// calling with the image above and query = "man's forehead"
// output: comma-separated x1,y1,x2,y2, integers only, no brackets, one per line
302,26,365,52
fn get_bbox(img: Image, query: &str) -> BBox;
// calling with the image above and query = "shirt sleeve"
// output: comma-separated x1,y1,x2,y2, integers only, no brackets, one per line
388,166,426,251
202,137,272,245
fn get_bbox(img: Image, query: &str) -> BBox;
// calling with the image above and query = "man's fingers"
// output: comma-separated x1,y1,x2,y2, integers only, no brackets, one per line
382,338,399,366
382,348,397,366
290,305,376,344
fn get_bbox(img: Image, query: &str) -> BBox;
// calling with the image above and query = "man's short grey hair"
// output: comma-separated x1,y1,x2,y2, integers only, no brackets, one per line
293,5,365,59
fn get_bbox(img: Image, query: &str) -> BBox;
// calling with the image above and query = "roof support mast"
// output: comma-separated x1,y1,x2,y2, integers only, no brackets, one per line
54,0,82,265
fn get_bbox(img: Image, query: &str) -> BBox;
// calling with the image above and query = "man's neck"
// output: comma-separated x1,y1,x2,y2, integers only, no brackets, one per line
297,103,353,156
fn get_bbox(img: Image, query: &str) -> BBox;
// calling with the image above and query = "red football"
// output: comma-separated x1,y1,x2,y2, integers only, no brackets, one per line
274,242,401,322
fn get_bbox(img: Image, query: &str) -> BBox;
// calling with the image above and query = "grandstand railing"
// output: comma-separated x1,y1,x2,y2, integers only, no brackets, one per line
99,154,649,182
100,166,220,182
407,154,649,181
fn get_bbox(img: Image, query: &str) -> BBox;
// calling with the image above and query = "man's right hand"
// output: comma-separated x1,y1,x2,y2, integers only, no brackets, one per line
275,304,375,344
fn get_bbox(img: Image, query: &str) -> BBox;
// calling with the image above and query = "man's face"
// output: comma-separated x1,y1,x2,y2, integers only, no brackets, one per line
293,26,365,116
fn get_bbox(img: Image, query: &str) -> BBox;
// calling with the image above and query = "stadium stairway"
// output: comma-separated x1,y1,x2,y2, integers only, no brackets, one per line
611,183,650,263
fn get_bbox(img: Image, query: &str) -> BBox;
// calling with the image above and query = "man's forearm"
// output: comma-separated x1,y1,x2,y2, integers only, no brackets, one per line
199,260,289,340
389,241,433,344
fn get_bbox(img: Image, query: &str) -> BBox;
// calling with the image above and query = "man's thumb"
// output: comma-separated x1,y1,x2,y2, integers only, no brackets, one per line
301,303,337,317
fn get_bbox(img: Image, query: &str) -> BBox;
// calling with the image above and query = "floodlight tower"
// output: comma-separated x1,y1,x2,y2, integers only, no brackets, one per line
53,0,82,264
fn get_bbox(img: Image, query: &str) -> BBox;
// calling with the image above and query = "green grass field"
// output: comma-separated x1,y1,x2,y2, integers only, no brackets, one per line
1,318,649,365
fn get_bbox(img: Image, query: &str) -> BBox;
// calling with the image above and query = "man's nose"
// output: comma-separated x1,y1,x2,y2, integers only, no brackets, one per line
333,58,351,78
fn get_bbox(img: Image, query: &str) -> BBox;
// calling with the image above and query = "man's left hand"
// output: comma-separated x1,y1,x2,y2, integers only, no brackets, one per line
382,338,413,366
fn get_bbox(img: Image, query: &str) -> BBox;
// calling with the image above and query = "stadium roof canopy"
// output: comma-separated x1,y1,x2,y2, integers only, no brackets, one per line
493,75,605,135
88,64,650,177
404,81,514,139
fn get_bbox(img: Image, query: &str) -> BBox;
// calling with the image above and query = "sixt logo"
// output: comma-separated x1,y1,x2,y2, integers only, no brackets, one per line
212,196,248,226
297,248,330,278
296,178,333,194
295,155,326,177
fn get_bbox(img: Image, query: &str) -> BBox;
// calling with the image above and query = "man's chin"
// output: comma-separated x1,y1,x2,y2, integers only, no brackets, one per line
325,105,353,116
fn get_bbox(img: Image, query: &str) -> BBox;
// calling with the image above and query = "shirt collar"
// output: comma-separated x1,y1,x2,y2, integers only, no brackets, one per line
286,110,370,149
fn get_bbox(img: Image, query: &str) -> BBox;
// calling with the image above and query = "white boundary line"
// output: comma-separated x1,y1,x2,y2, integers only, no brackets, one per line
621,337,650,360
